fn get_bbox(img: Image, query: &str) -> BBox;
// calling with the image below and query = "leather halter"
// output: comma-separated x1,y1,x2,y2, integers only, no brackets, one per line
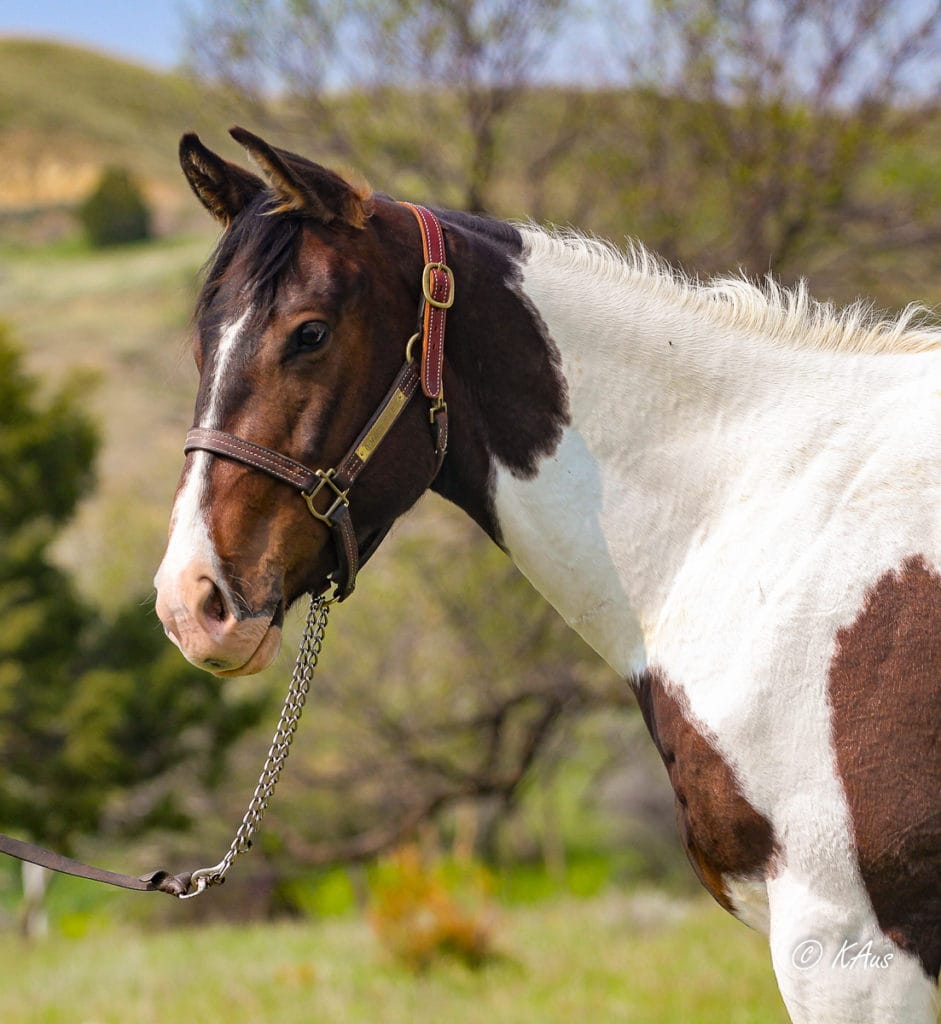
184,203,453,602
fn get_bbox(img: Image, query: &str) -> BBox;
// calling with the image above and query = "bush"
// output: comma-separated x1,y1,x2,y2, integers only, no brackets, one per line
369,846,498,971
78,166,152,247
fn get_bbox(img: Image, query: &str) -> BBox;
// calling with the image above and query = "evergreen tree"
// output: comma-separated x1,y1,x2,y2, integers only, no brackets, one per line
0,322,266,859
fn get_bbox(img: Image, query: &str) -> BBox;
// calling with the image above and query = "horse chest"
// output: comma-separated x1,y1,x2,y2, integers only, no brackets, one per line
633,668,776,916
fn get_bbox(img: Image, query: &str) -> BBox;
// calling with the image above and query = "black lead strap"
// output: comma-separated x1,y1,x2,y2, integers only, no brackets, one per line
0,831,192,897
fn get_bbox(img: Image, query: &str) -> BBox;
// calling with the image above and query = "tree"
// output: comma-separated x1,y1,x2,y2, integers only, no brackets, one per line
605,0,941,299
185,0,582,212
77,166,153,247
0,324,266,933
363,0,574,211
236,518,635,885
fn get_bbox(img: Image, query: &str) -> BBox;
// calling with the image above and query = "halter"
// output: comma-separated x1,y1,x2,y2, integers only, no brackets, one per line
184,203,453,602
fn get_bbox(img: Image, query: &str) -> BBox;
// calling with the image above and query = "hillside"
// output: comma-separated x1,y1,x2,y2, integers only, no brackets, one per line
0,38,236,227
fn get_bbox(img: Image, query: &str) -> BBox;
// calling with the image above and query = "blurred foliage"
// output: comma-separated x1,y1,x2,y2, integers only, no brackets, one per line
600,0,941,306
0,322,267,853
78,166,152,248
369,845,497,971
185,0,941,310
0,327,97,544
186,0,580,213
189,514,669,920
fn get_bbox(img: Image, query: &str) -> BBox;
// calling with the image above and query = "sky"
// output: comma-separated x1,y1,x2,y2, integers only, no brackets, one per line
1,0,188,69
0,0,619,86
4,0,936,96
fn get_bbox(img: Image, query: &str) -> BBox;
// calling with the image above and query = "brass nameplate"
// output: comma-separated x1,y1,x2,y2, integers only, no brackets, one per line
355,389,409,462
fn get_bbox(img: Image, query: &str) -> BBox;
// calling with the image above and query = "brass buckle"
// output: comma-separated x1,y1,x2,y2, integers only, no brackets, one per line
302,468,349,525
421,262,455,309
429,396,447,424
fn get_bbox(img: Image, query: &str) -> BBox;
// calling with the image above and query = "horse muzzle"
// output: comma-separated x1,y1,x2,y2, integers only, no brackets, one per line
154,567,283,677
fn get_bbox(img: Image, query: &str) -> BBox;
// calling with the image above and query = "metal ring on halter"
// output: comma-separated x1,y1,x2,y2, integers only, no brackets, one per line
405,331,422,363
421,262,455,309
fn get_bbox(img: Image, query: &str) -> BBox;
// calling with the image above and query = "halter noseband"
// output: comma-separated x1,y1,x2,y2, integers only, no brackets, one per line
183,202,452,602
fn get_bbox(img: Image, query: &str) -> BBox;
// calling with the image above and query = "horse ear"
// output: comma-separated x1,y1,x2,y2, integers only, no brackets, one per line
228,125,371,229
179,133,265,226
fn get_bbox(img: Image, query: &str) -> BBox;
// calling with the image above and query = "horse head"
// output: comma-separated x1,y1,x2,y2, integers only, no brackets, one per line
154,129,449,675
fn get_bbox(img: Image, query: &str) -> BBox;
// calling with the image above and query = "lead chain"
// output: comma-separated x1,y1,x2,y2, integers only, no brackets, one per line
180,594,330,898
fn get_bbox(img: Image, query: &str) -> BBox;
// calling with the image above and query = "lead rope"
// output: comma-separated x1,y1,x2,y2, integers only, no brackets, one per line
180,594,330,898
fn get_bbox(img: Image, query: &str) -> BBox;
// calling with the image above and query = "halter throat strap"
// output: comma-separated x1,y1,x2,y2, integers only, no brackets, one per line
183,202,452,602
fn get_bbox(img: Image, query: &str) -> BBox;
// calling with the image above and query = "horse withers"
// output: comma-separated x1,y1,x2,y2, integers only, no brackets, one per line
154,128,940,1023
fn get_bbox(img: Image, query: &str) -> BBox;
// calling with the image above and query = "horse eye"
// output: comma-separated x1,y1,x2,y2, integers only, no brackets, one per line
292,320,330,354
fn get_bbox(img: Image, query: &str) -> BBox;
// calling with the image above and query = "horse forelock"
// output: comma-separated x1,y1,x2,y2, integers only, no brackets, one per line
196,193,306,335
189,197,306,434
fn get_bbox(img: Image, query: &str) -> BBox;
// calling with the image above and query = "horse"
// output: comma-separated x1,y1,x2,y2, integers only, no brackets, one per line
154,127,940,1023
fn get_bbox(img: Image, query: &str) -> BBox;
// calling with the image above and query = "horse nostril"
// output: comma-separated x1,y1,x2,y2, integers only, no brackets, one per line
200,579,230,625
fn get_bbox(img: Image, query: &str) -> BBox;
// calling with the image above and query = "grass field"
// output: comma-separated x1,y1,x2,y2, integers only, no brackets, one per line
0,892,789,1024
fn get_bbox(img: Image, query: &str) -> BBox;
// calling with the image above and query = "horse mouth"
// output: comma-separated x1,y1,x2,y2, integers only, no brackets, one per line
158,595,286,679
209,619,283,677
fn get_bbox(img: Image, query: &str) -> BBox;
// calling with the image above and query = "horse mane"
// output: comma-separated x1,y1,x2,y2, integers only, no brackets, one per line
194,202,941,357
522,226,941,356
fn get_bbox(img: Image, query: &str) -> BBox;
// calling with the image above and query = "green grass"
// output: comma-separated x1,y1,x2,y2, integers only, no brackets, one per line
0,892,788,1024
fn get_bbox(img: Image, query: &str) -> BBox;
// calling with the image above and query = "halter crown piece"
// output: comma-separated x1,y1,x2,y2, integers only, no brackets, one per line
184,202,452,602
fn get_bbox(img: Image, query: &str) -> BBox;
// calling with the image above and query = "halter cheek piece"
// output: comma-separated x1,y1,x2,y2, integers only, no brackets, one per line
184,203,453,602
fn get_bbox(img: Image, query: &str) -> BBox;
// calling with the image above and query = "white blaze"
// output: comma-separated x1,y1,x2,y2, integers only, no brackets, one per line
155,308,253,608
203,307,253,430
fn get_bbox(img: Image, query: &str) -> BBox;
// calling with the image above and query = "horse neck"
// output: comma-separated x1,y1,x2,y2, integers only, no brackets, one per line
436,222,934,676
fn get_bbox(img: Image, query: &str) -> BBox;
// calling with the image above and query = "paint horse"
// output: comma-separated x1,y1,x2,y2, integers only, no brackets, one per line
155,129,940,1023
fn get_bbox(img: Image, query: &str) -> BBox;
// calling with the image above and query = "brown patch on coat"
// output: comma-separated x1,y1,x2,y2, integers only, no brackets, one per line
829,555,941,978
426,208,569,542
633,668,776,916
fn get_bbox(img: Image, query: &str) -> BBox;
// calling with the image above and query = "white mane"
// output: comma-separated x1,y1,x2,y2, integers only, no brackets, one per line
522,226,941,356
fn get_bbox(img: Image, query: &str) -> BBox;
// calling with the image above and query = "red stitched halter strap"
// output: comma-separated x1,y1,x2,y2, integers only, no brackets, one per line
183,203,452,602
399,201,452,401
